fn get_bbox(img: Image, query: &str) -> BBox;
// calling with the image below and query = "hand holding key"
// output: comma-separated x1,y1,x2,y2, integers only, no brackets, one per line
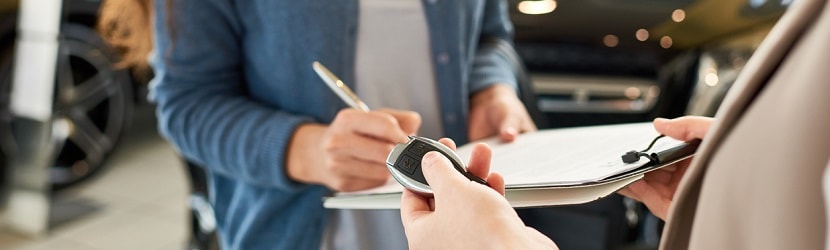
399,138,556,249
386,136,487,196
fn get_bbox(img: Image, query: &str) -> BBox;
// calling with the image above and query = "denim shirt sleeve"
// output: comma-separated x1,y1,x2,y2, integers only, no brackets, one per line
469,0,518,94
150,0,310,191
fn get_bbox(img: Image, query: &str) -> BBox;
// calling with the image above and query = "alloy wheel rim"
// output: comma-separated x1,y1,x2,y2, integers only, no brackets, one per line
50,38,127,186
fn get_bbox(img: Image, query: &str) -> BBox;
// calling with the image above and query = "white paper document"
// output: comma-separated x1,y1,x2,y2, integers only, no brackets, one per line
324,122,695,209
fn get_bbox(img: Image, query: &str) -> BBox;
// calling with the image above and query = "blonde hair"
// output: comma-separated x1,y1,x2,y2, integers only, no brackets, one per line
97,0,153,76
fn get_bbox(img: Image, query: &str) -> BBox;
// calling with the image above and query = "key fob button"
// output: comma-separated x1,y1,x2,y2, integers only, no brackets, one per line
407,140,429,155
395,154,419,176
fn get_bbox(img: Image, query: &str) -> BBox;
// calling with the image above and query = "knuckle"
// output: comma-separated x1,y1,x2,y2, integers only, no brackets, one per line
333,109,358,126
379,114,400,127
680,127,693,141
327,160,347,173
374,116,400,135
322,140,339,154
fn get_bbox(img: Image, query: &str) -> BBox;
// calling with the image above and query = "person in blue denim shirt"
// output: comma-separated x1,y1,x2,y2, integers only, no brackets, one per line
147,0,536,249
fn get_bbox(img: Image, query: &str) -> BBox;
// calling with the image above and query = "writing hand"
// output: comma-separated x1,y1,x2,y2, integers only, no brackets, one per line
287,108,421,191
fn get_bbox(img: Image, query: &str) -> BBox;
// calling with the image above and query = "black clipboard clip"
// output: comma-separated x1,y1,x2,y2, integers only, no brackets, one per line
621,135,700,164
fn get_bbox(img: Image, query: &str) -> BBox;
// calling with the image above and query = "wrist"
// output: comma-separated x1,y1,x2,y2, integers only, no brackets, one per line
485,216,557,249
285,123,327,184
504,227,558,249
470,84,516,107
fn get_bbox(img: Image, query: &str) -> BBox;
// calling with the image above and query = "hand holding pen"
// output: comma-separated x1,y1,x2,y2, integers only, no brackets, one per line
284,62,421,192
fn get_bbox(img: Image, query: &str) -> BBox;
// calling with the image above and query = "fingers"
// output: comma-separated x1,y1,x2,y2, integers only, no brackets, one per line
326,157,389,180
498,117,520,142
467,124,490,142
468,87,537,142
322,109,423,192
326,133,395,164
653,116,714,141
466,143,492,180
377,109,422,137
618,186,640,201
499,120,538,142
335,109,413,143
487,172,506,196
326,174,389,192
523,117,538,132
437,138,457,151
470,111,533,142
437,139,505,195
624,181,670,220
497,109,538,143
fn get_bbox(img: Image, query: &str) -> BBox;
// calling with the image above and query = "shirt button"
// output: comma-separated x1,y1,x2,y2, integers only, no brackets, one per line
437,52,450,64
444,113,457,123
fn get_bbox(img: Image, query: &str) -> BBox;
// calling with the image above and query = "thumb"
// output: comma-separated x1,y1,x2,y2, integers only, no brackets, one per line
421,151,468,195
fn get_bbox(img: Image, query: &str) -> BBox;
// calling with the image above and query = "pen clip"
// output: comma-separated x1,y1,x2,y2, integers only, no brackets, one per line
312,61,371,112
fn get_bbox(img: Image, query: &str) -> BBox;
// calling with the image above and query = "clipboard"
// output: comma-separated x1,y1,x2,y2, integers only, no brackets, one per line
323,122,699,209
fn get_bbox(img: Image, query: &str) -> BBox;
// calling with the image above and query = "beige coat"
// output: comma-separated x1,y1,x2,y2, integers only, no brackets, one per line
661,0,830,249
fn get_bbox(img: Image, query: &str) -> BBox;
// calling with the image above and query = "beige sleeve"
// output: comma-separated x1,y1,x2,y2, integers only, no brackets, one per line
824,157,830,250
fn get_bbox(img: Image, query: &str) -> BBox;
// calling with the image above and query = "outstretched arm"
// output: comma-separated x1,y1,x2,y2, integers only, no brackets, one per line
467,0,536,142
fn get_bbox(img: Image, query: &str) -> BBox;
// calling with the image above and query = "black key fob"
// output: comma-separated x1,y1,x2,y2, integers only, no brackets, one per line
386,136,487,196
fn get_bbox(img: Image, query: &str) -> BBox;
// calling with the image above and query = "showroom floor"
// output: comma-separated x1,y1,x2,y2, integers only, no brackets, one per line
0,105,189,249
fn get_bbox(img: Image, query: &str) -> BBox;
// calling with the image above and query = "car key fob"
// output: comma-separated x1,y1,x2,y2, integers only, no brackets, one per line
386,136,487,196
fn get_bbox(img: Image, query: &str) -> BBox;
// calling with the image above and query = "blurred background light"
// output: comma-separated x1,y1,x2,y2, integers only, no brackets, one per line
635,29,650,41
672,9,686,22
624,87,642,100
660,36,673,48
705,72,720,86
518,0,557,15
603,34,619,47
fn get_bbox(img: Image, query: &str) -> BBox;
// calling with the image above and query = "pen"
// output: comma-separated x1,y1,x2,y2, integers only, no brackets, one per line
312,61,371,112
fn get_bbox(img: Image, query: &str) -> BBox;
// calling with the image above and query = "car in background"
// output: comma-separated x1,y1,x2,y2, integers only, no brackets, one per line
507,0,787,249
0,0,12,206
511,0,787,125
0,0,140,191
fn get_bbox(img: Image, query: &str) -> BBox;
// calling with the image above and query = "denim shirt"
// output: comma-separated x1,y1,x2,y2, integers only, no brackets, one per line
150,0,516,249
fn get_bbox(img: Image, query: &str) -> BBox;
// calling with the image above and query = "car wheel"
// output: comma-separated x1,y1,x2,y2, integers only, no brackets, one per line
50,23,133,190
0,45,13,205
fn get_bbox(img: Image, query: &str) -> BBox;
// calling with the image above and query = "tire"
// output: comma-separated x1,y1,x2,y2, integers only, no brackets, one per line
49,23,133,190
0,44,13,205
